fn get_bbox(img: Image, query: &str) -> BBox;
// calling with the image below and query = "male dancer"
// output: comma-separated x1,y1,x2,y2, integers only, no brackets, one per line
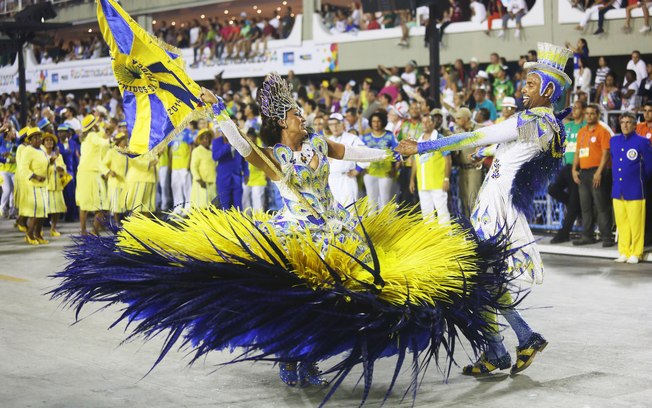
397,42,573,375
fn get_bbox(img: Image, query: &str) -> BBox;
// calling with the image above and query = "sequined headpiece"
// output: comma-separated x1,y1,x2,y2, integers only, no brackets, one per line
524,42,573,103
257,72,300,121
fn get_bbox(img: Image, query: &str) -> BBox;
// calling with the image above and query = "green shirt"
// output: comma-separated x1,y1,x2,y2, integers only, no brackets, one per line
486,63,501,76
493,79,514,109
564,120,586,165
397,120,422,167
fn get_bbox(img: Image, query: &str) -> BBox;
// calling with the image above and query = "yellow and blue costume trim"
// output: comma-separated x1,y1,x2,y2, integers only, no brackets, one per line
98,0,208,156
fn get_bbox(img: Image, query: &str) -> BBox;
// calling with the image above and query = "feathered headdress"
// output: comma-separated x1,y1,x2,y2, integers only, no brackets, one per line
524,42,573,103
257,73,300,121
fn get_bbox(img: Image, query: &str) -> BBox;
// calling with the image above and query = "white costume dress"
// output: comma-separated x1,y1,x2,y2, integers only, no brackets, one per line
326,131,367,207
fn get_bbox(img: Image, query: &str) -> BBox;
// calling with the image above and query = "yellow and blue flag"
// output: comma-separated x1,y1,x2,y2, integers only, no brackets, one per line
97,0,207,156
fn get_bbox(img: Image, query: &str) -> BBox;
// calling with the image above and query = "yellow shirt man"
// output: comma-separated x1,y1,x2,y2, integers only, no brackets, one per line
190,144,217,208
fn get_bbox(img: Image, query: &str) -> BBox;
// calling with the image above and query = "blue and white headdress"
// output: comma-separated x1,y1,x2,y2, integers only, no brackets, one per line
257,72,300,121
524,42,573,103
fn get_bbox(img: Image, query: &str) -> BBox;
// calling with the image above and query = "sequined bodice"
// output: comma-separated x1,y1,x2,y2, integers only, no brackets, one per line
271,134,356,234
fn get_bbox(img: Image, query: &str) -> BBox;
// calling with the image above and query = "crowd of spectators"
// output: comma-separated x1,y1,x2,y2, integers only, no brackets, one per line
571,0,651,35
564,41,651,117
30,36,109,65
153,7,295,65
320,0,537,43
1,47,651,256
0,6,296,67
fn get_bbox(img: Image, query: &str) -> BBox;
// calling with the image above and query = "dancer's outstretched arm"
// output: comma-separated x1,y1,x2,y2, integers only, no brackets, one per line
396,117,518,156
325,138,392,162
202,88,282,180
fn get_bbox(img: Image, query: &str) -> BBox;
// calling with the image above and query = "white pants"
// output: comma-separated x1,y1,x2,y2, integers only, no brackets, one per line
329,174,359,207
171,168,192,212
242,184,266,211
418,189,450,224
363,174,394,210
157,166,172,211
0,171,14,214
579,4,602,27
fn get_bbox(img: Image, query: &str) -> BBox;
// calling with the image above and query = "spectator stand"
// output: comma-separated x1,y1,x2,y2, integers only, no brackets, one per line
559,0,652,25
313,0,545,44
0,15,345,94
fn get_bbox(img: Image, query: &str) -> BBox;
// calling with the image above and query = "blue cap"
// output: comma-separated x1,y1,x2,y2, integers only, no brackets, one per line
37,118,51,130
57,123,72,132
118,120,127,127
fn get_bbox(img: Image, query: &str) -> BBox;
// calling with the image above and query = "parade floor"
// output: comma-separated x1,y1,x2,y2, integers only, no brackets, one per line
1,220,651,408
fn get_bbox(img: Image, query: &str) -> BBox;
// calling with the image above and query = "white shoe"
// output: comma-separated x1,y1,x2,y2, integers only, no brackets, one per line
497,30,505,38
626,256,640,264
515,29,520,38
640,25,651,33
614,255,628,263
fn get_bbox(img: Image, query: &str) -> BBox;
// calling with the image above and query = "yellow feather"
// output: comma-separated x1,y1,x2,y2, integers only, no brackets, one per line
117,202,483,307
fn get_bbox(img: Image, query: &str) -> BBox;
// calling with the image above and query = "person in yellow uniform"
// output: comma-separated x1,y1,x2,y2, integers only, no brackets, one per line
76,115,110,235
242,128,267,211
43,132,67,236
409,113,452,224
13,127,30,232
170,126,194,213
190,129,217,209
0,124,18,219
19,128,50,244
156,143,171,211
125,152,158,216
101,133,129,223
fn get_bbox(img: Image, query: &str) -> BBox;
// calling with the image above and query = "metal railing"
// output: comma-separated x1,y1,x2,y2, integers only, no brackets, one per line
448,169,564,232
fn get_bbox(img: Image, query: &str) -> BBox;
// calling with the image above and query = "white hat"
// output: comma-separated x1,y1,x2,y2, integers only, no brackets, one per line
94,105,108,116
523,42,573,87
388,103,408,118
502,97,517,108
348,80,356,87
329,113,344,122
388,75,402,84
470,57,478,63
387,105,404,118
477,70,489,79
66,93,75,100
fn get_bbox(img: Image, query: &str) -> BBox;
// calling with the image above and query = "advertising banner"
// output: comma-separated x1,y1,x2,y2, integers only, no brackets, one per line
0,42,339,94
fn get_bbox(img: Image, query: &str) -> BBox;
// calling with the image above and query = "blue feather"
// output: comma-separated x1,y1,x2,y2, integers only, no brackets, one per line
511,108,571,218
49,216,519,406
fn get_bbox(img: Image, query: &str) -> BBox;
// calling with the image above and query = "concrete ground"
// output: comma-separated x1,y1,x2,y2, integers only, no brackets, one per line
1,219,652,408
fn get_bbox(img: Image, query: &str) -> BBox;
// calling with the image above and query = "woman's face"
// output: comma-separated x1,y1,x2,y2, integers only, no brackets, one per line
606,75,614,86
282,108,307,138
30,134,42,148
44,137,54,150
599,57,606,67
370,115,384,131
199,134,211,148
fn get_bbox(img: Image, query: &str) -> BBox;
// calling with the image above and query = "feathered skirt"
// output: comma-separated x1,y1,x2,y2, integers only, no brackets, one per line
50,202,516,404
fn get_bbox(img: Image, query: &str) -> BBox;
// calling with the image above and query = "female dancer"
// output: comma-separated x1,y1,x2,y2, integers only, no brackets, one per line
52,73,514,404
